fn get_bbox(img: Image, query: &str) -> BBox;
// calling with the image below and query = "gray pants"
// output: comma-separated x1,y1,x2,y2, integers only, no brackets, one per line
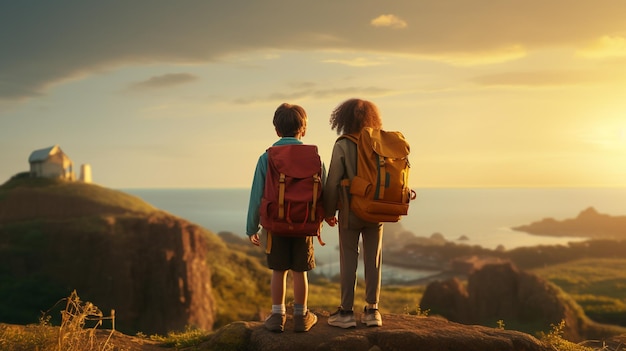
338,214,383,311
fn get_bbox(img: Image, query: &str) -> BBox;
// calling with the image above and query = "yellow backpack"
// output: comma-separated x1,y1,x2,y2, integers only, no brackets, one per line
340,127,416,222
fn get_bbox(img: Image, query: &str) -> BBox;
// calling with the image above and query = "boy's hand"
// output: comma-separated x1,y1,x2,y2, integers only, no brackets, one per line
324,216,338,227
249,233,261,246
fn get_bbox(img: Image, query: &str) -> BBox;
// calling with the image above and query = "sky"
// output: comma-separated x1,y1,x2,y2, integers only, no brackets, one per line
2,1,626,189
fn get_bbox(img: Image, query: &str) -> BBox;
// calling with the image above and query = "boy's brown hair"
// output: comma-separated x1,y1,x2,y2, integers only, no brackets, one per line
273,103,307,137
329,98,382,135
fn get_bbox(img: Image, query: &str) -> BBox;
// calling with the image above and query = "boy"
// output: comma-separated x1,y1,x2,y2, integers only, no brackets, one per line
246,103,321,333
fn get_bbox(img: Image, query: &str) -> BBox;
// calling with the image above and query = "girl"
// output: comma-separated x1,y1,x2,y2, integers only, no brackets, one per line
323,98,384,328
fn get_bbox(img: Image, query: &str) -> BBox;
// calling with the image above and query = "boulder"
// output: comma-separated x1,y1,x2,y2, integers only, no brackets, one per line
421,262,583,341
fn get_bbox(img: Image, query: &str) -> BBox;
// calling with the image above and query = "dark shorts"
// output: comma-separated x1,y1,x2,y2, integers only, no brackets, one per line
266,233,315,272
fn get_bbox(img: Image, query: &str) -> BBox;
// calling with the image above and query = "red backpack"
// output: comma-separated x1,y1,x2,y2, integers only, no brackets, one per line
260,144,325,243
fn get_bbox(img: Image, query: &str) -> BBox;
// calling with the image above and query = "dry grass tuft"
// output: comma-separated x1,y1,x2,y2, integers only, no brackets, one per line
0,290,117,351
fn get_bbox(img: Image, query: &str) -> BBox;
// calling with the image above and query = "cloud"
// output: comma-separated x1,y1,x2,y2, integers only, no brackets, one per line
471,70,597,87
128,73,198,91
233,85,393,105
322,57,387,67
422,45,527,66
4,0,626,102
577,35,626,59
370,14,407,29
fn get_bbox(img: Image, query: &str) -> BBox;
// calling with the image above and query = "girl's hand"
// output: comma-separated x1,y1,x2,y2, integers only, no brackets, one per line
325,216,338,227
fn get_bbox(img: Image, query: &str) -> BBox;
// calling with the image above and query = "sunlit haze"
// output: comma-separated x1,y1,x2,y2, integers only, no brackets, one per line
2,1,626,188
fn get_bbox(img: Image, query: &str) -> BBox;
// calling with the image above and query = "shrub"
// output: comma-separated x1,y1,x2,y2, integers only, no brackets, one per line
538,320,593,351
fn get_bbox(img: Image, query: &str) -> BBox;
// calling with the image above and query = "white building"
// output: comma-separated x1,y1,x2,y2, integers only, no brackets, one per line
28,145,75,180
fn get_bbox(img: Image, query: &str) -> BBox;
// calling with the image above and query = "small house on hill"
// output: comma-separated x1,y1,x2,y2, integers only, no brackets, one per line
28,145,75,180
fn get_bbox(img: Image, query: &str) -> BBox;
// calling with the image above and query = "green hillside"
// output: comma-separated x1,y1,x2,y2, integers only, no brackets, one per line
533,258,626,327
0,175,157,213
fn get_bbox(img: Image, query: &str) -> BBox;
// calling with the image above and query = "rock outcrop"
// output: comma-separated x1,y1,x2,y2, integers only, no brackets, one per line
200,313,551,351
0,178,216,335
420,261,624,342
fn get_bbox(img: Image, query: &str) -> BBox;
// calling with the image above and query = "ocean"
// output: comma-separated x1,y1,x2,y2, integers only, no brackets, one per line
121,187,626,282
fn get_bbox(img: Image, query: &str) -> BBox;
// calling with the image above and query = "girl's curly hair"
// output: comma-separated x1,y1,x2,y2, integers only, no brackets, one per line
329,98,382,135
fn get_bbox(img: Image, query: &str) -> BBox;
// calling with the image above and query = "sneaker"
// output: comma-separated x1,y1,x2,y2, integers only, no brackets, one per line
328,307,356,328
294,310,318,332
361,306,382,327
264,313,286,332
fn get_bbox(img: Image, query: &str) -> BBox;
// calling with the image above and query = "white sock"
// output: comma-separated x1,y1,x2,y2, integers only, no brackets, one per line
272,304,286,315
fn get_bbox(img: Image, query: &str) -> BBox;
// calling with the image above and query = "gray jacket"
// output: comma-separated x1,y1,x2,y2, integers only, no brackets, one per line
323,137,378,228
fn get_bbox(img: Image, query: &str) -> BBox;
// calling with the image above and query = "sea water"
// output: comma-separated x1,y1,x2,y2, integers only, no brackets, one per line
121,187,626,282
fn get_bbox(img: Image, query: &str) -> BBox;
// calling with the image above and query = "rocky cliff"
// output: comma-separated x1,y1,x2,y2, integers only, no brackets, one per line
0,177,218,335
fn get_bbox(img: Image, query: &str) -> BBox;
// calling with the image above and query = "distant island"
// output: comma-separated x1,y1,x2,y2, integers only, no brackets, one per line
513,207,626,239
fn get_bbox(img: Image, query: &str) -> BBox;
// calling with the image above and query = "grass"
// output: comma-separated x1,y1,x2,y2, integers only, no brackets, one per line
0,177,157,215
0,290,117,351
532,258,626,326
147,326,211,348
534,259,626,295
0,290,214,351
294,276,425,315
0,321,57,351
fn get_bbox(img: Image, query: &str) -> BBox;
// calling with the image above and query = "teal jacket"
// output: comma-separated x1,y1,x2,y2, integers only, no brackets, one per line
246,137,326,236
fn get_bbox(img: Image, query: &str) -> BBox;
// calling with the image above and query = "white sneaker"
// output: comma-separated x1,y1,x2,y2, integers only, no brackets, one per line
328,307,356,328
361,306,382,327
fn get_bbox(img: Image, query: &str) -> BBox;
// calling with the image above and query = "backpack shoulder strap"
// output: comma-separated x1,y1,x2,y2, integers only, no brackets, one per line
336,133,361,188
337,133,359,144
